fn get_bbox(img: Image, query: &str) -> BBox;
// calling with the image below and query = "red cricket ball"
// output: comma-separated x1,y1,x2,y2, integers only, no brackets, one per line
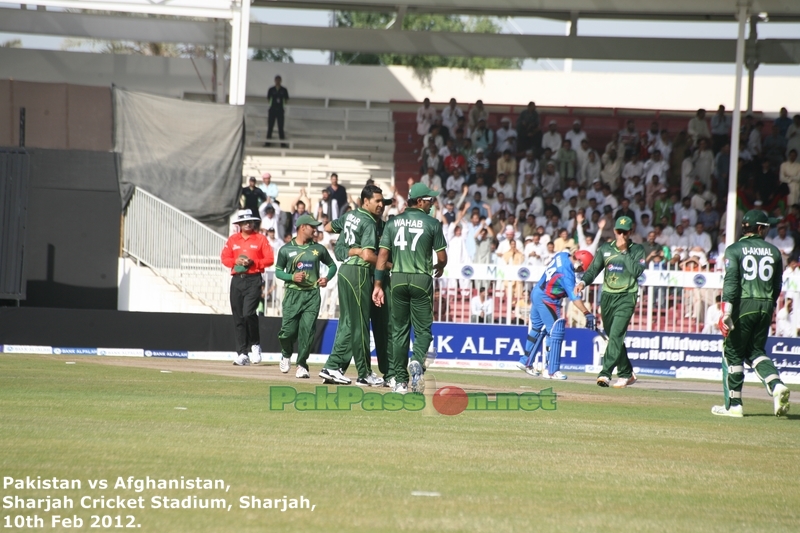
432,386,468,416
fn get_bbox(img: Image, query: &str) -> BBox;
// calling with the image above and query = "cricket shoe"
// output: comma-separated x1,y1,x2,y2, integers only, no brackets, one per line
612,375,637,388
356,378,370,387
772,383,791,417
279,356,291,373
408,361,425,394
232,354,250,366
250,344,262,364
319,368,351,385
515,361,530,372
543,370,567,380
393,382,408,394
295,366,310,379
596,376,610,387
711,404,744,418
525,367,542,377
368,371,384,387
383,377,397,389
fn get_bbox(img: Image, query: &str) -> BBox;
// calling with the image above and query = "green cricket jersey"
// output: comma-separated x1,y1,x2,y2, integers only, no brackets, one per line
582,239,646,294
275,239,336,290
722,234,782,304
379,207,447,274
331,208,378,267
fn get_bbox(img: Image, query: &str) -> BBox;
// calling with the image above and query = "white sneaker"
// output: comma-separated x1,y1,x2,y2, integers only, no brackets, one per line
295,366,309,379
367,372,384,387
393,382,408,394
773,383,791,417
548,371,567,380
515,361,529,372
383,376,396,389
250,344,262,364
711,404,744,418
612,375,637,388
232,354,250,366
279,357,291,373
408,361,425,393
525,367,541,377
319,368,351,385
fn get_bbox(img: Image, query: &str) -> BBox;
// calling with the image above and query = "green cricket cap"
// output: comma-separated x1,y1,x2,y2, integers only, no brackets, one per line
409,182,439,199
742,209,780,227
614,216,633,231
295,214,322,228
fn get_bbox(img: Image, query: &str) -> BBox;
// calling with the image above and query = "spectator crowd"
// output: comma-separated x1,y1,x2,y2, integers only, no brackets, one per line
411,100,800,279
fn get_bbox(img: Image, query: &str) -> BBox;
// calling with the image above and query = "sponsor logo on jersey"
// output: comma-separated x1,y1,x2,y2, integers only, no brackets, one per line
233,245,241,250
607,264,624,272
289,251,298,257
604,252,611,257
296,262,313,270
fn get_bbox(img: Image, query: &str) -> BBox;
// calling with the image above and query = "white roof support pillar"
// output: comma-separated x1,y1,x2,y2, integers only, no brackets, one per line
229,0,252,106
726,2,750,246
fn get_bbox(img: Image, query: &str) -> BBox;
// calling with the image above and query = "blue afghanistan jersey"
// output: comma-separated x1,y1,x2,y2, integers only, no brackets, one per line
533,251,580,304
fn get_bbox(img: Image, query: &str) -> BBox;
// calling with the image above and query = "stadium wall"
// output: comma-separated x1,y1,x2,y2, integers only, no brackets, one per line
21,148,121,310
1,47,799,112
0,79,112,150
0,308,326,354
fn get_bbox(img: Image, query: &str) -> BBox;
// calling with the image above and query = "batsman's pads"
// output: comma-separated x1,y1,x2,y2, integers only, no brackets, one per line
524,325,548,368
547,318,566,375
584,312,596,331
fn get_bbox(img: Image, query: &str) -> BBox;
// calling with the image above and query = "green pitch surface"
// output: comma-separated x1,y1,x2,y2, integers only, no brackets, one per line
1,355,799,533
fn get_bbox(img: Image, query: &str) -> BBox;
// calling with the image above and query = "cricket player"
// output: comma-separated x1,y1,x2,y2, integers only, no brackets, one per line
370,197,396,387
332,195,395,387
713,209,791,417
275,215,337,378
372,183,448,394
518,249,596,380
575,216,646,388
319,185,386,386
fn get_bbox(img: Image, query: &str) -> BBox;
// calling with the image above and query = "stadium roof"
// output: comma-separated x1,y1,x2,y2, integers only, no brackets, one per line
253,0,800,22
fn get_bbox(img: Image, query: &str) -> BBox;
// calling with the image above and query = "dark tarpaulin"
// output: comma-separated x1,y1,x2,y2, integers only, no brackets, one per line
113,87,243,234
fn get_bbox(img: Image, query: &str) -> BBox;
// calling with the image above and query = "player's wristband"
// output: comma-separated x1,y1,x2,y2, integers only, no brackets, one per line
374,269,385,282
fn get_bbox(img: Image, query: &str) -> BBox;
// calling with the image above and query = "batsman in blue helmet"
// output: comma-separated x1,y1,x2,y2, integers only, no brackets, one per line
517,249,596,380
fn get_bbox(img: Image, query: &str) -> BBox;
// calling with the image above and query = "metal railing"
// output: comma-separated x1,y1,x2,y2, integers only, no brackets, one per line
122,187,230,314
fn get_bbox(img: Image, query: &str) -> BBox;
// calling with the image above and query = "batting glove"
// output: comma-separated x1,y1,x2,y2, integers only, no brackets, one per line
718,302,734,338
584,313,596,331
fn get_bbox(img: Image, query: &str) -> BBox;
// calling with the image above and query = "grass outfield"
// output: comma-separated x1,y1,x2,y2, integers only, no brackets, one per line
1,355,799,533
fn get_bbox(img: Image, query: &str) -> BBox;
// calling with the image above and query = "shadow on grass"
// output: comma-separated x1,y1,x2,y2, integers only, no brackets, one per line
745,414,800,420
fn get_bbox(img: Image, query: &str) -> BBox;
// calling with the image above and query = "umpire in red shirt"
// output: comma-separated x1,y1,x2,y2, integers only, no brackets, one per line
221,209,275,365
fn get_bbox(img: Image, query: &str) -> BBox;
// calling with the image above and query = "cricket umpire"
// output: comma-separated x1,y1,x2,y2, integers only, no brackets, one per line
275,214,337,379
372,183,448,394
713,209,791,417
221,209,275,366
576,215,645,388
